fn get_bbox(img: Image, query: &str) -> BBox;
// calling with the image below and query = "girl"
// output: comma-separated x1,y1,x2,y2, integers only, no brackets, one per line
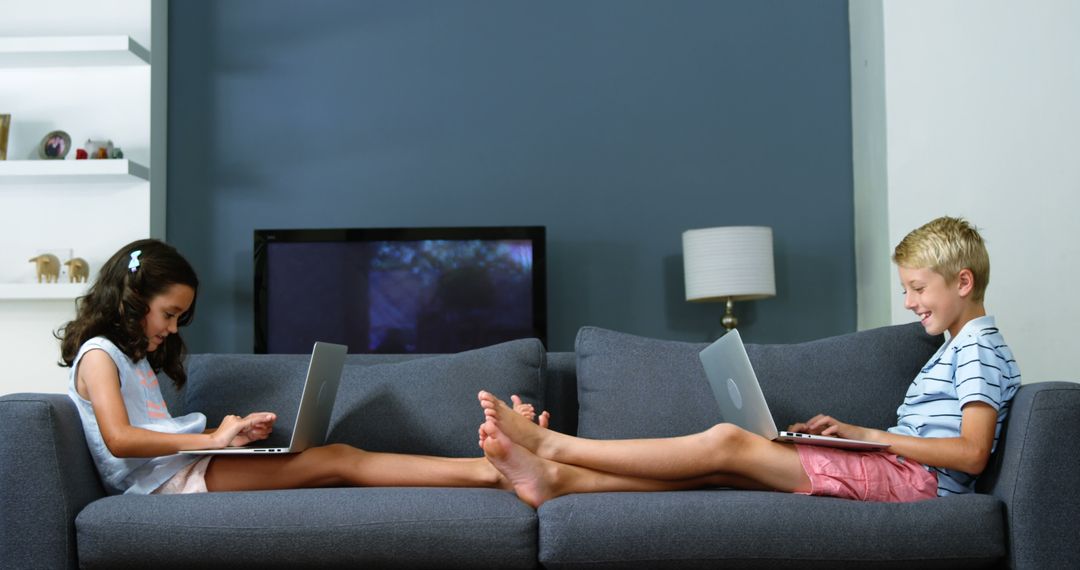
60,238,544,495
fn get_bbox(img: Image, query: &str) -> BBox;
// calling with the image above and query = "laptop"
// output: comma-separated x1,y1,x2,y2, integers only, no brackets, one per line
698,330,889,451
181,341,348,455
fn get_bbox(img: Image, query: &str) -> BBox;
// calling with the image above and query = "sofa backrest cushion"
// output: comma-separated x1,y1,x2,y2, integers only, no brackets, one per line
183,338,545,457
575,327,716,440
575,324,943,440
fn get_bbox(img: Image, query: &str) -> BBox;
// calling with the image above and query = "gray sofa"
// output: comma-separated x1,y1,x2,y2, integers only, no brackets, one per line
2,323,1078,569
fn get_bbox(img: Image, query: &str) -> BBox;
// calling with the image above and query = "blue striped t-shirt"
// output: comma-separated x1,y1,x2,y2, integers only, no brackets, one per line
888,316,1021,496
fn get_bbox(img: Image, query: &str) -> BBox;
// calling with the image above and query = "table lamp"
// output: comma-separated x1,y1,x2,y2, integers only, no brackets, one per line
682,226,776,331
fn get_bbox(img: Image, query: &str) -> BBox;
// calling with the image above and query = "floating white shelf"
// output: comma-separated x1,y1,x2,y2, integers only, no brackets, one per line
0,283,88,300
0,35,150,67
0,159,149,183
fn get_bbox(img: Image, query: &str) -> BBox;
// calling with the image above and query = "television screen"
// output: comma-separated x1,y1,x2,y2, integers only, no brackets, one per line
254,227,546,354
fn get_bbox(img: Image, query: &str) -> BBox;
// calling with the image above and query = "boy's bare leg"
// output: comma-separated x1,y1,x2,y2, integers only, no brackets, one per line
479,391,811,493
480,419,735,507
204,444,506,492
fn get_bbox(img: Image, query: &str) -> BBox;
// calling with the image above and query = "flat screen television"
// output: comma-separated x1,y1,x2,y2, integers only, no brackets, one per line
254,226,547,354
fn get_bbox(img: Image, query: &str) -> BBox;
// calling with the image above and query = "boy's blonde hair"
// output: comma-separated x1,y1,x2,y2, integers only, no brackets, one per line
893,216,990,301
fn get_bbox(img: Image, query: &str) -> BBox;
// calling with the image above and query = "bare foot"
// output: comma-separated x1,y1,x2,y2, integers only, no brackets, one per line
477,391,558,458
481,419,561,508
509,394,550,428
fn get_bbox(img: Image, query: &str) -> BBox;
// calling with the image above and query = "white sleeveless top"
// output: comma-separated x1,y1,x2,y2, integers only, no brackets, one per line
68,336,207,495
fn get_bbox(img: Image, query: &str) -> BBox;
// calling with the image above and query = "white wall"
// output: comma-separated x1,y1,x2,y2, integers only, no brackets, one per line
850,0,891,332
852,0,1080,383
0,0,164,395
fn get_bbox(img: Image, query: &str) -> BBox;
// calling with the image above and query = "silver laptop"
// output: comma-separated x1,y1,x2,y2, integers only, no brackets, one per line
699,330,888,451
181,341,348,455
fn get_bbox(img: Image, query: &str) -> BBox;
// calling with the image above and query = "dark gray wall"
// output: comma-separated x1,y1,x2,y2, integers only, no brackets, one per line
168,0,854,353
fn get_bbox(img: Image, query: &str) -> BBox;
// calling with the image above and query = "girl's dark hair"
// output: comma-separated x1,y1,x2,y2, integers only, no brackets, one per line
58,239,199,387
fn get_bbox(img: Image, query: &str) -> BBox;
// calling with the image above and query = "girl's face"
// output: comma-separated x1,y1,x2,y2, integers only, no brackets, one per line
142,284,195,352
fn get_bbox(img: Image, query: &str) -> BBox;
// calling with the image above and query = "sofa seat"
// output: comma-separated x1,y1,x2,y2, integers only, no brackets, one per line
537,490,1005,569
76,487,538,569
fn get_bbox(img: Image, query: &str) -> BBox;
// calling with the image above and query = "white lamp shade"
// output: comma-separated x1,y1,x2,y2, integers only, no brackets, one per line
683,226,776,302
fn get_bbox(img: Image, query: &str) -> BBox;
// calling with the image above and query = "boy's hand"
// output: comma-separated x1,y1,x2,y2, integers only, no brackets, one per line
510,394,550,429
789,414,869,441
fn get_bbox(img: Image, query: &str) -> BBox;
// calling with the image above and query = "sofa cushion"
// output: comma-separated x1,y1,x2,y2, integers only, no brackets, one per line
184,338,545,457
77,488,537,569
330,338,545,457
575,324,943,439
574,327,716,440
537,491,1005,569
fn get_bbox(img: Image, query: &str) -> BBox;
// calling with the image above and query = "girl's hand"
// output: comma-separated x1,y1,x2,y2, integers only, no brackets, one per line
510,394,550,429
212,413,276,448
227,412,277,447
211,415,249,448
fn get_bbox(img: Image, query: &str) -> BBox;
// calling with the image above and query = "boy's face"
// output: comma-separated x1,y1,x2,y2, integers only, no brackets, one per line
141,284,195,352
897,266,969,337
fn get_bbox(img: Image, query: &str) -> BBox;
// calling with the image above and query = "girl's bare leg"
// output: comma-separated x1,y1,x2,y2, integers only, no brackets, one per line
481,419,769,507
479,391,810,493
204,444,505,492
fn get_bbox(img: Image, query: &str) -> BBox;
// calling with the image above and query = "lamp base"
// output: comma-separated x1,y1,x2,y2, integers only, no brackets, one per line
721,298,738,331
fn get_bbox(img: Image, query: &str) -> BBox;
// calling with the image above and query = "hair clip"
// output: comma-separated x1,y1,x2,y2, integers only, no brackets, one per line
128,250,142,273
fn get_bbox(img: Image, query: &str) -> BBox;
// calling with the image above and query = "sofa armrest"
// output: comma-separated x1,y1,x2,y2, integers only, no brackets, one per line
0,393,105,570
976,381,1080,569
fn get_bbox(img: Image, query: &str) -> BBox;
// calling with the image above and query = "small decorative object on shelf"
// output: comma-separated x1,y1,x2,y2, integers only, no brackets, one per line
29,253,61,283
64,257,90,283
110,147,123,159
83,139,114,159
0,114,10,160
75,148,88,159
39,130,72,159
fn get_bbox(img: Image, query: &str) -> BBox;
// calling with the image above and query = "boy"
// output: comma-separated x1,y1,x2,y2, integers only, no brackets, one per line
882,215,1021,494
477,216,1021,505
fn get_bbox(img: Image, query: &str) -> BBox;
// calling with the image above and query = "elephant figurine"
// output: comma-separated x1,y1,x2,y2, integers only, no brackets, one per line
65,257,90,283
29,254,61,283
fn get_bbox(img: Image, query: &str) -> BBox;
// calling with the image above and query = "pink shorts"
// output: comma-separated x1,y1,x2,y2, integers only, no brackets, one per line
795,444,937,502
153,456,213,495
